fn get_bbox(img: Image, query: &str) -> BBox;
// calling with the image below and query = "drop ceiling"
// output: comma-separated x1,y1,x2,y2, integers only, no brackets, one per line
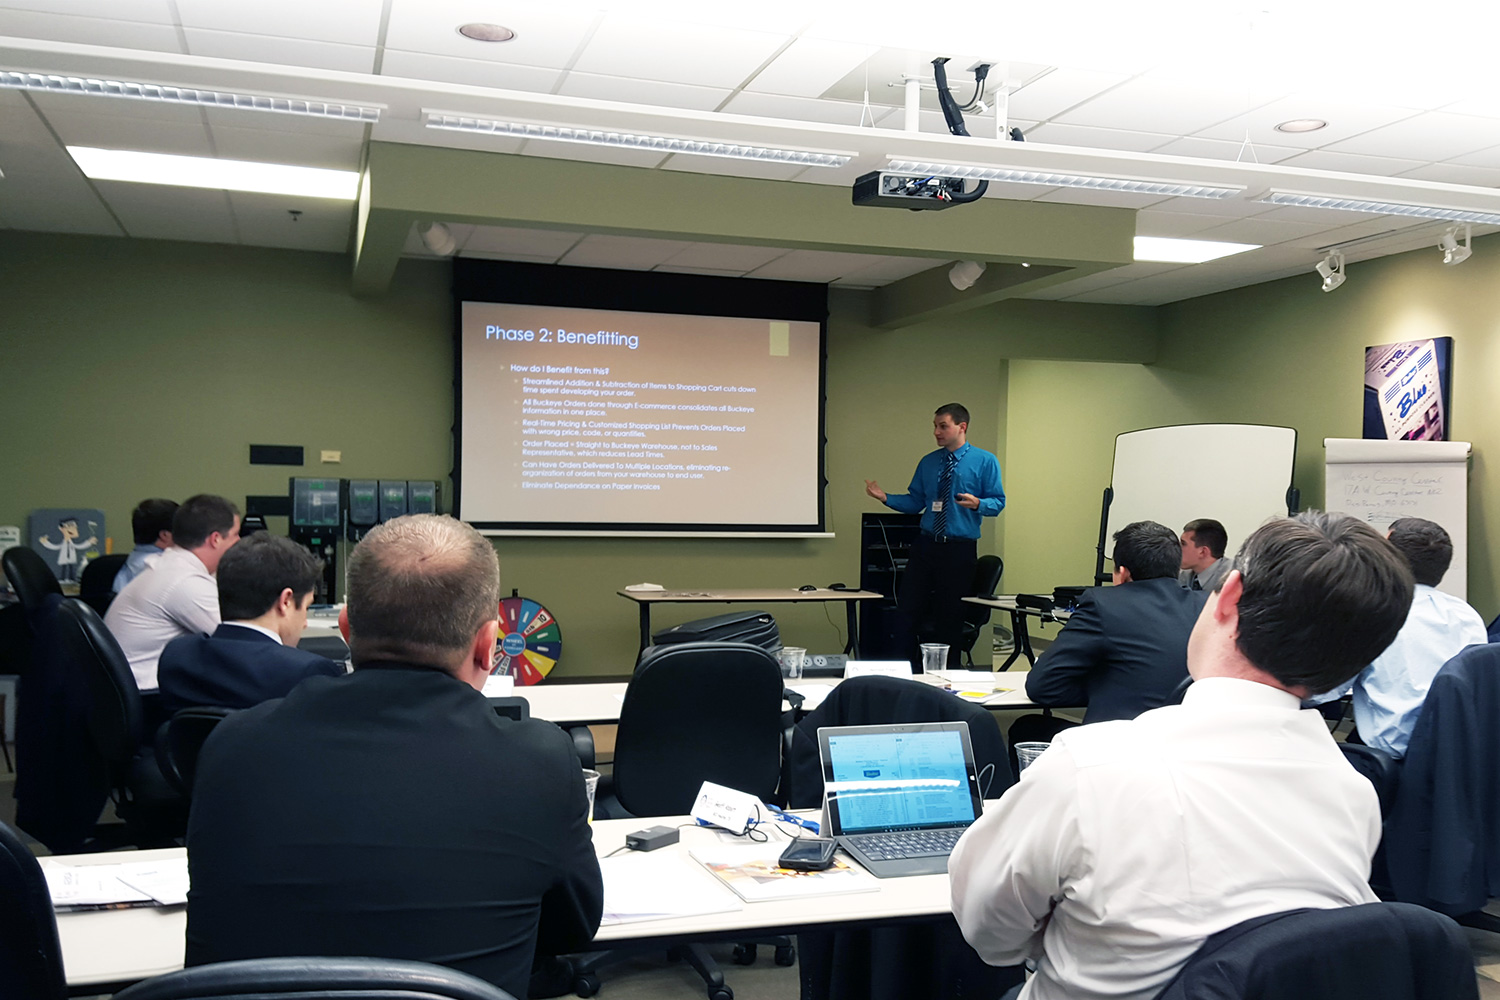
5,1,1500,305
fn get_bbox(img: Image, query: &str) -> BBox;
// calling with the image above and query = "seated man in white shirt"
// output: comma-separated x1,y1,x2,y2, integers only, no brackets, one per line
950,511,1415,1000
104,493,241,693
1309,517,1486,757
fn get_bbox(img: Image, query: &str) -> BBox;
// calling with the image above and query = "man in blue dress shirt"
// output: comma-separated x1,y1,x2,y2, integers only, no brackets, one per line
1309,516,1486,756
113,498,179,594
866,402,1005,670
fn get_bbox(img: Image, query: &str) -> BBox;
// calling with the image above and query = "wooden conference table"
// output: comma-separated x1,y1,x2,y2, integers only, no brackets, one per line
56,808,978,994
617,588,883,655
963,596,1073,671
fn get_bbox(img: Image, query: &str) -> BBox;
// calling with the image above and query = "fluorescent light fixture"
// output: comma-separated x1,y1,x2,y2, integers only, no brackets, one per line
0,70,380,122
1133,236,1260,263
424,114,850,167
66,147,359,199
1262,191,1500,226
887,160,1243,199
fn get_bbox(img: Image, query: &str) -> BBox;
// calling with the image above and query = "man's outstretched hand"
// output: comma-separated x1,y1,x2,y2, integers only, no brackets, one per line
865,480,887,503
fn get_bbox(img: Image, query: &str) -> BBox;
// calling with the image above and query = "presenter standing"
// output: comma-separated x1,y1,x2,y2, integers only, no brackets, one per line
865,403,1005,670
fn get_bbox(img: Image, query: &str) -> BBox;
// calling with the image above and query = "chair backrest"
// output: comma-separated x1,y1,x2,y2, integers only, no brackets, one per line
785,675,1013,809
54,598,145,774
0,819,66,1000
1153,902,1476,1000
3,546,62,618
78,553,129,615
113,956,518,1000
614,641,785,817
971,555,1003,599
157,707,235,797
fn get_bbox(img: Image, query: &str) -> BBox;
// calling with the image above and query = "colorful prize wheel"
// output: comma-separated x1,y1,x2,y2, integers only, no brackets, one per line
493,594,561,685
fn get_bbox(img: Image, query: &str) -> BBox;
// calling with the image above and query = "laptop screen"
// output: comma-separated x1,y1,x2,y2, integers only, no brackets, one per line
819,723,981,835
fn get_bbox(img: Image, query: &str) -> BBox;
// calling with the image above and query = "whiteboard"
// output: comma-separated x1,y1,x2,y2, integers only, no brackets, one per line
1324,438,1471,598
1106,424,1298,573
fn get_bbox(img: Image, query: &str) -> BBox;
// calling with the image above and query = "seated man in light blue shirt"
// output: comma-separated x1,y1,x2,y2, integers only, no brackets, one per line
1310,517,1486,757
113,498,179,594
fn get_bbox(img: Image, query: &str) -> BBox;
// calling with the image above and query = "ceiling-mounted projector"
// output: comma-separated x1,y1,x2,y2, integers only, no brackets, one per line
852,171,974,210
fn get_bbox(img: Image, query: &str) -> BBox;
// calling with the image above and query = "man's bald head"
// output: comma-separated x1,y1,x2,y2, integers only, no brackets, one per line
345,514,500,672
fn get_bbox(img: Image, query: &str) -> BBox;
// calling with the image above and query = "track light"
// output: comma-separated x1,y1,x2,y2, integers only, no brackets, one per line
419,221,457,256
1315,251,1346,292
1440,225,1472,266
948,260,986,290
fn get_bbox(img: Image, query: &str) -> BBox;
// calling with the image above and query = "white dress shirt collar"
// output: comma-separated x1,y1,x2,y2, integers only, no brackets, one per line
222,621,284,645
1181,675,1301,711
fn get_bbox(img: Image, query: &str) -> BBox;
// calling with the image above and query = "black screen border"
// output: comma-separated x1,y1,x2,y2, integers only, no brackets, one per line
451,258,829,534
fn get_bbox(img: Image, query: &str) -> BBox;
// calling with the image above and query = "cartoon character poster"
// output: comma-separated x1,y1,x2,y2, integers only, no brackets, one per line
28,508,105,584
1363,339,1453,441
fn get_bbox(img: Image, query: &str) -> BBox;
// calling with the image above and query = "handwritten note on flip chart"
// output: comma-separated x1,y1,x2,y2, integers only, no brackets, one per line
1324,438,1470,599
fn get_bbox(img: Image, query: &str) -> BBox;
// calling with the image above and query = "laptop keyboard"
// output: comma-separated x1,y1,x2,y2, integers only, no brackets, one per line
846,828,964,861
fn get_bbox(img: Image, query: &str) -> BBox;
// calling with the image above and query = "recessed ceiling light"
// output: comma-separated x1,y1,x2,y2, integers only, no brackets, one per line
1134,236,1260,263
1275,119,1328,133
458,23,515,42
66,147,359,199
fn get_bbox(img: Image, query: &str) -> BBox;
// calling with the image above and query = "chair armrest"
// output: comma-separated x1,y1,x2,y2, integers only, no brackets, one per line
562,724,595,770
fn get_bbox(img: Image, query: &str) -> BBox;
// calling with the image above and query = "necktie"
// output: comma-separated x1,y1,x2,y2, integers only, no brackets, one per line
1191,577,1203,591
933,452,955,539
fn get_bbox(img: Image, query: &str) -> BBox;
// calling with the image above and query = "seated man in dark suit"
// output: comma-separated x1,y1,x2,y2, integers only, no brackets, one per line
1025,520,1208,724
157,533,344,714
184,514,602,1000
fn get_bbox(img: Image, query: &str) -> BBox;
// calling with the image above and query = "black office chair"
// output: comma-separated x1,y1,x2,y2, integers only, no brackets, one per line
113,956,518,1000
486,696,530,722
0,818,67,1000
3,546,62,630
1153,902,1476,999
784,675,1020,1000
574,642,787,1000
156,706,236,798
78,553,128,615
958,555,1003,667
55,598,186,846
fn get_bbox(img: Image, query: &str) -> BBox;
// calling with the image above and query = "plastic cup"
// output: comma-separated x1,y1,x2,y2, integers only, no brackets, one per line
778,647,806,679
581,768,601,824
1014,742,1050,772
920,643,950,673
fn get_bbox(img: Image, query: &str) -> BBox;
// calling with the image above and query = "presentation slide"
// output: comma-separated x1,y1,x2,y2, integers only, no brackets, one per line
459,301,822,531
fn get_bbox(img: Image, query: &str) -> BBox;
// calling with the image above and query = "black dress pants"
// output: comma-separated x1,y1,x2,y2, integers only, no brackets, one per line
895,535,976,671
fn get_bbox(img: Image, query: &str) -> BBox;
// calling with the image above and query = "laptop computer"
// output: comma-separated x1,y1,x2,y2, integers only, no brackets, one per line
817,721,985,878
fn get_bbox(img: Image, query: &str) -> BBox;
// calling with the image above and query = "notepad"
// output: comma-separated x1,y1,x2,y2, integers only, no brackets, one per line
42,857,190,910
598,851,742,925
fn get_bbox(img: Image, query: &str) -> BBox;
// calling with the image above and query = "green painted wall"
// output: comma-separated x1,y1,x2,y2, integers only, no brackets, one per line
1,232,1160,677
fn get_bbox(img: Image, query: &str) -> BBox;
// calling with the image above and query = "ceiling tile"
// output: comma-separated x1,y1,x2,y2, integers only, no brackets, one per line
1442,144,1500,170
720,91,889,128
1135,211,1234,238
1040,262,1182,296
658,155,807,181
0,139,123,235
556,72,730,113
660,242,789,271
42,109,213,156
572,16,787,90
1024,122,1177,153
559,233,694,270
183,28,375,74
379,49,561,92
229,191,352,252
1147,196,1277,220
747,249,884,282
1396,162,1500,188
1008,68,1129,123
1324,111,1500,162
174,0,382,46
0,0,172,23
462,224,583,258
1253,204,1390,227
1188,216,1327,247
744,36,874,99
1032,187,1172,209
515,140,668,169
1053,71,1281,136
1275,149,1428,177
1149,136,1304,164
94,180,238,243
1278,217,1430,250
835,256,943,283
209,127,364,171
1195,97,1419,149
0,8,181,51
383,1,597,68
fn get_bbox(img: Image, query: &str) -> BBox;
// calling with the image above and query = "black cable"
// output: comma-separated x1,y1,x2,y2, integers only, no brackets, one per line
603,845,632,857
959,64,990,112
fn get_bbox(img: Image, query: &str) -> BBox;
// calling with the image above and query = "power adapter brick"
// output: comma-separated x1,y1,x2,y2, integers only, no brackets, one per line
624,825,680,852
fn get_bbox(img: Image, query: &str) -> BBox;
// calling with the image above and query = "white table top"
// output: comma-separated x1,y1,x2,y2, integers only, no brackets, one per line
55,809,971,988
618,588,881,603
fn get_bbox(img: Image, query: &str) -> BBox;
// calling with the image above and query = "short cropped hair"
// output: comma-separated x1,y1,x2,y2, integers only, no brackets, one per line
1232,511,1414,694
1112,521,1182,581
171,495,240,550
346,514,500,670
1182,518,1228,559
935,402,970,427
132,498,179,545
217,534,323,621
1386,518,1454,587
